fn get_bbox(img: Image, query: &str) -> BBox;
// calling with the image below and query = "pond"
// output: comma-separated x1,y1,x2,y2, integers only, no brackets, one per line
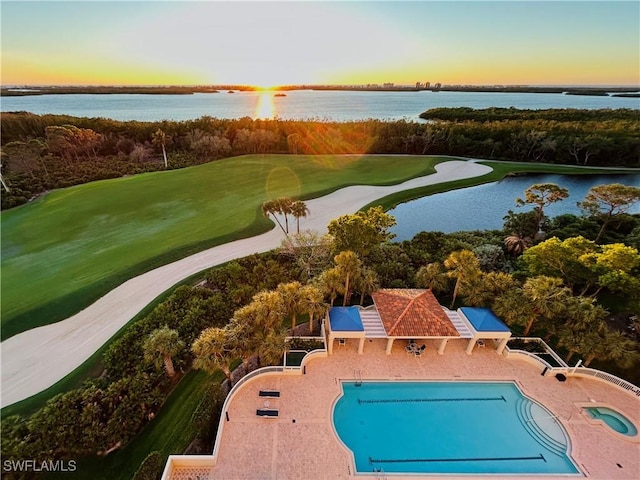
388,173,640,240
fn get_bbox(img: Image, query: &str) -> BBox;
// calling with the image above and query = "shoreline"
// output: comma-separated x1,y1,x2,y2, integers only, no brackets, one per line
2,85,638,97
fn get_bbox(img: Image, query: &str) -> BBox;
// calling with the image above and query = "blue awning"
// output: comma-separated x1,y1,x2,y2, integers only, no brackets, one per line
329,307,364,332
460,307,510,332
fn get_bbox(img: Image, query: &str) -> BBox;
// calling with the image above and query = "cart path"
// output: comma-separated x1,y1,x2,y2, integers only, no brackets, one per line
0,160,492,408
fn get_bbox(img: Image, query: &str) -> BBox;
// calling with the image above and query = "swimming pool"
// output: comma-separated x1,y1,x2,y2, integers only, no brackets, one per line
585,407,638,437
333,381,580,475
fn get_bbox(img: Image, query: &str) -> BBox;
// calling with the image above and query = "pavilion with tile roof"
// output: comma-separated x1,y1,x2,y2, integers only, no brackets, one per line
371,288,462,354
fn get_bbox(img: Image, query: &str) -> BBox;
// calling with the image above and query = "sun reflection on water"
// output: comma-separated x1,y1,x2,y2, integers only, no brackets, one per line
254,92,276,119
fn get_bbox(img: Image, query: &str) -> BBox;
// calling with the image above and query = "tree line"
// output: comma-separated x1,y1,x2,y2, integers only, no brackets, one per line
2,108,639,209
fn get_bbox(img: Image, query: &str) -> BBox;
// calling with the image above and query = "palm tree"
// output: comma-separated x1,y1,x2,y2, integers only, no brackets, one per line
493,288,536,334
557,318,605,363
275,197,294,234
290,200,310,234
142,326,184,378
557,325,585,363
521,276,570,335
334,250,362,306
443,250,481,309
564,296,607,331
503,234,532,257
356,267,379,305
226,320,257,374
315,268,344,306
261,200,287,235
257,327,288,367
248,290,286,330
191,327,235,383
300,284,328,334
151,128,168,168
277,281,304,331
415,262,448,293
462,271,518,307
585,330,640,368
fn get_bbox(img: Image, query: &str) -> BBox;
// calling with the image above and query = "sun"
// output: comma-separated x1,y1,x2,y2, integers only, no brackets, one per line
253,84,277,91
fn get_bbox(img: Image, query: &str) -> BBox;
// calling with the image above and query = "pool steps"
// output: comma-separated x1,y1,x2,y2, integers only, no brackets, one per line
516,398,567,457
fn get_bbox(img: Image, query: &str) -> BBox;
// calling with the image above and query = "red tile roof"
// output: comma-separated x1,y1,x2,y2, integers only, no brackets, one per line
371,289,460,338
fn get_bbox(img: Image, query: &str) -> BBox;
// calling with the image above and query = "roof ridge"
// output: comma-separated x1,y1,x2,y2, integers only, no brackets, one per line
387,289,428,335
387,298,413,335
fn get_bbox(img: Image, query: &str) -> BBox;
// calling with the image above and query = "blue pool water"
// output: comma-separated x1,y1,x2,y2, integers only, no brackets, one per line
333,381,580,475
585,407,638,437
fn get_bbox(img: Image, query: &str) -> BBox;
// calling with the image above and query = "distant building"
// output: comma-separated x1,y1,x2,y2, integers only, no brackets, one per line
425,82,431,89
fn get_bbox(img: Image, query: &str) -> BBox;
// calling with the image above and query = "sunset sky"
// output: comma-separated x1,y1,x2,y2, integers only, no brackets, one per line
2,1,639,87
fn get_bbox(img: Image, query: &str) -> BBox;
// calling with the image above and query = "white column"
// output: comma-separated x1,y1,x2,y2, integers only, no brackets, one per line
385,338,395,355
465,338,476,355
358,337,365,354
437,338,448,355
496,337,510,355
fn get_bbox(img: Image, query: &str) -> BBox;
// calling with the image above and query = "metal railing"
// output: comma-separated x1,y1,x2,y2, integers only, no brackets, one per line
211,365,284,459
569,367,640,397
505,348,554,370
507,337,567,368
506,338,640,398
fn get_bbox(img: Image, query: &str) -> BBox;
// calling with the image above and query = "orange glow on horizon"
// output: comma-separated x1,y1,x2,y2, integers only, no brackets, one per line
2,2,638,87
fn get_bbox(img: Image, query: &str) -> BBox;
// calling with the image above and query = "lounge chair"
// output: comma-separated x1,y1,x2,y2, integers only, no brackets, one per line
256,409,279,417
259,390,280,398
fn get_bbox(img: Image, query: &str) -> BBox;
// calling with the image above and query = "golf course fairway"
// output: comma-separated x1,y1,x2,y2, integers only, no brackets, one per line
1,154,443,339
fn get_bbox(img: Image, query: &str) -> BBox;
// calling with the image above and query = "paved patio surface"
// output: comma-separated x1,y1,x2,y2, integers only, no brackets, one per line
199,339,640,479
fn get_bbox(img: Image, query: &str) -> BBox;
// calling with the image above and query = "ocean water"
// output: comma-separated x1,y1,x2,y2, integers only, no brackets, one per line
1,89,638,122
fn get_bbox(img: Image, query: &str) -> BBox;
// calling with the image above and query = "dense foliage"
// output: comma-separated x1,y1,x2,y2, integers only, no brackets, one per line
421,107,639,122
2,108,639,208
0,251,303,468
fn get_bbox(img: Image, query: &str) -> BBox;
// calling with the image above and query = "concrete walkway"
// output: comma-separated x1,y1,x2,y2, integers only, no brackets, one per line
1,160,492,408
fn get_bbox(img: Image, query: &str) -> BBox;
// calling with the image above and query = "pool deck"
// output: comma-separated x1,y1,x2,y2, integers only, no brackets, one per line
178,339,640,479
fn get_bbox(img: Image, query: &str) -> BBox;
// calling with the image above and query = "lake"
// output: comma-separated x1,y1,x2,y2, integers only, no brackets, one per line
389,173,640,240
1,89,638,122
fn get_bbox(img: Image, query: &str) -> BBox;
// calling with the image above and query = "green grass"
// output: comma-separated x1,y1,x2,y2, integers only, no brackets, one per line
52,370,223,480
363,160,639,211
1,154,443,340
